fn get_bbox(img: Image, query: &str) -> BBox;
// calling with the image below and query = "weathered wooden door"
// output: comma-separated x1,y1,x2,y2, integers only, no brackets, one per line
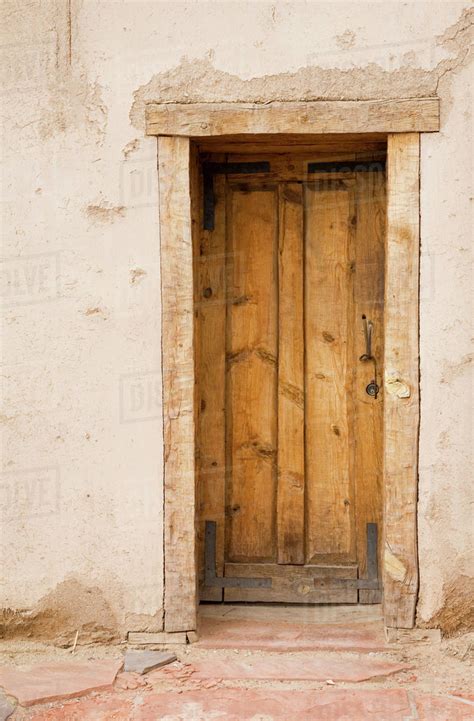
196,156,385,604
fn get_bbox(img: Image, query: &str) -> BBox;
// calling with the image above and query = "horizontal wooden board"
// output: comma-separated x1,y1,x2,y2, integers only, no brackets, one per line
223,563,358,603
146,99,439,136
201,154,387,183
197,133,388,155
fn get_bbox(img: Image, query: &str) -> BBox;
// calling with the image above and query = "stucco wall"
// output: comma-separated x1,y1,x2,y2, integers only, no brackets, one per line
1,1,472,641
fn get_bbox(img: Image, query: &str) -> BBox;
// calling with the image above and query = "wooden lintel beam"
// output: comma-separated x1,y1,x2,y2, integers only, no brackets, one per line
146,99,439,137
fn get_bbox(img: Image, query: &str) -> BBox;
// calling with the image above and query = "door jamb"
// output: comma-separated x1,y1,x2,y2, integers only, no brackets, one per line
149,100,439,633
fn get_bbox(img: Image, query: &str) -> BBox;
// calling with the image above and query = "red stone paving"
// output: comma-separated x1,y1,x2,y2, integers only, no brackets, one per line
416,693,474,720
114,672,148,690
159,655,409,682
22,695,130,720
23,688,414,720
452,692,474,702
0,659,122,707
197,616,387,652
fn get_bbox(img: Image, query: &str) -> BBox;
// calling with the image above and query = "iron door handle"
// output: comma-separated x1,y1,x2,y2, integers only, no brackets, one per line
359,316,379,399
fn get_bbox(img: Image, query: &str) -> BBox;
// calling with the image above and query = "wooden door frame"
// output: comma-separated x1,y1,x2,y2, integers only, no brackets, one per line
147,99,439,633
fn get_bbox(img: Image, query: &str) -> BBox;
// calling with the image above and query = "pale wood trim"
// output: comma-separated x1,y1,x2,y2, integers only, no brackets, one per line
383,133,420,629
158,136,197,632
156,111,427,630
147,99,439,137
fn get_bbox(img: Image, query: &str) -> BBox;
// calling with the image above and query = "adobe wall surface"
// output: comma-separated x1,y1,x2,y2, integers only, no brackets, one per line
1,1,472,641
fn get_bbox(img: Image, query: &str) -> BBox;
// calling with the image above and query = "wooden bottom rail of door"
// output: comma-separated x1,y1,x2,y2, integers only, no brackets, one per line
203,521,380,593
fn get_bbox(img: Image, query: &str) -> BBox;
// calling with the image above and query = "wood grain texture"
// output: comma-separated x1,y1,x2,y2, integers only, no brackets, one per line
198,156,385,184
353,170,386,603
305,179,356,563
197,133,387,155
226,186,278,563
383,133,420,628
147,99,439,136
159,136,197,632
196,172,226,602
277,183,305,564
224,563,357,603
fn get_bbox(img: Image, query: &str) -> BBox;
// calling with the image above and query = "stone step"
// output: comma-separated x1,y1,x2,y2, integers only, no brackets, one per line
156,654,409,683
196,617,388,653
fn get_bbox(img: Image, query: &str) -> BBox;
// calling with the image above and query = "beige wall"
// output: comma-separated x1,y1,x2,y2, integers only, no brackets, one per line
1,1,472,640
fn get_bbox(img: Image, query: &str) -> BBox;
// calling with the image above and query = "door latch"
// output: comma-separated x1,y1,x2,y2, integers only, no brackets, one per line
360,315,379,399
366,379,380,397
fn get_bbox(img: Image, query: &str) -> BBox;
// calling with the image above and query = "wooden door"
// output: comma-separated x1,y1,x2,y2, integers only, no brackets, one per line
196,156,385,604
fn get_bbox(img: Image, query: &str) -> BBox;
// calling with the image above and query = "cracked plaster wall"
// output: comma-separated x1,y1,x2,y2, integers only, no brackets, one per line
0,1,472,640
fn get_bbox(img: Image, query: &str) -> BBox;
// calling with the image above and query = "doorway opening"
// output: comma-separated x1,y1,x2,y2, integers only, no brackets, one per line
193,134,387,606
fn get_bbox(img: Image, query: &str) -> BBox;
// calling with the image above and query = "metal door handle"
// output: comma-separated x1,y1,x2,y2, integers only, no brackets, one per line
359,315,373,361
359,316,379,399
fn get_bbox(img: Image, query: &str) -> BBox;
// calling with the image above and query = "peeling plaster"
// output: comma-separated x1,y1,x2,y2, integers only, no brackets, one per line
0,578,120,646
130,268,147,285
40,75,107,143
130,8,473,132
440,352,473,384
84,203,126,223
426,575,474,636
122,139,141,159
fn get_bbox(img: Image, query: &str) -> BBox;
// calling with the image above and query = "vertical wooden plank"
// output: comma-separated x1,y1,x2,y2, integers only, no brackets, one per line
384,133,420,628
305,179,356,563
191,144,202,590
353,168,385,603
277,183,305,564
196,174,226,601
159,136,196,632
226,185,278,563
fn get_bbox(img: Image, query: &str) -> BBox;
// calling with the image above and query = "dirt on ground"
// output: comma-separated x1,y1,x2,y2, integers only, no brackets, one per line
0,606,472,719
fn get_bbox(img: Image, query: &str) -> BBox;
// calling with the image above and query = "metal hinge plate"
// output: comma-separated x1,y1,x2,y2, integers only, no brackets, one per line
308,159,386,174
204,521,272,589
202,521,380,594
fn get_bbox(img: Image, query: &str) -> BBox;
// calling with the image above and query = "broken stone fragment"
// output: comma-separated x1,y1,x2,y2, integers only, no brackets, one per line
0,691,15,721
124,650,177,675
114,672,148,690
187,630,199,644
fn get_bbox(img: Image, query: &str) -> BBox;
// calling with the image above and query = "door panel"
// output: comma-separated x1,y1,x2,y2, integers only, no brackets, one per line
197,158,385,604
304,179,356,564
353,170,385,602
277,183,305,565
226,185,278,563
196,174,226,601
